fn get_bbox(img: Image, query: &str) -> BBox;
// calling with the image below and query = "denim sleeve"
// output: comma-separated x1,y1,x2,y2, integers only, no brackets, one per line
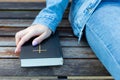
32,0,69,33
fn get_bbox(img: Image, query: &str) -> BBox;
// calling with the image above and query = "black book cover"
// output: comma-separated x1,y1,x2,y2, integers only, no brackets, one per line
20,32,63,67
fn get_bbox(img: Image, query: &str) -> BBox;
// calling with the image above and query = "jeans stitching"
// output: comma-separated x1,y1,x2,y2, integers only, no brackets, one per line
87,27,120,68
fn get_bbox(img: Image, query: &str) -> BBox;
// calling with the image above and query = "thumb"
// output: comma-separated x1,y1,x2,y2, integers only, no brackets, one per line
32,32,50,46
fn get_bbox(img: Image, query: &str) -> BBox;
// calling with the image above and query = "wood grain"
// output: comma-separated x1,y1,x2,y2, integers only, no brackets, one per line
0,37,88,47
0,27,73,37
0,47,95,59
0,0,45,2
0,2,45,10
0,59,110,76
0,11,68,19
0,76,57,80
0,19,70,28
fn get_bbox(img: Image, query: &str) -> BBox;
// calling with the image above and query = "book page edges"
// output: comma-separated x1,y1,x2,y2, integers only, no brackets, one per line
21,58,63,67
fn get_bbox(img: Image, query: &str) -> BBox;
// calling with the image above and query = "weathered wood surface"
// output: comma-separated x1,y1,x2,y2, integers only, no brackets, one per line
0,2,70,11
0,76,114,80
0,2,69,19
0,2,46,10
0,59,109,76
0,11,68,19
0,76,58,80
0,47,95,59
0,2,113,79
0,19,70,27
0,0,45,2
0,28,72,37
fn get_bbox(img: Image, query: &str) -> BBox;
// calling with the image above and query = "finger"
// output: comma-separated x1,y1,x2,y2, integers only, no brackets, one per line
15,32,34,53
15,29,28,45
32,32,50,46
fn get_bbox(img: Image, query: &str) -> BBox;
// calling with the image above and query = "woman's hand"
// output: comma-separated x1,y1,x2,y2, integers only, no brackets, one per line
15,24,52,53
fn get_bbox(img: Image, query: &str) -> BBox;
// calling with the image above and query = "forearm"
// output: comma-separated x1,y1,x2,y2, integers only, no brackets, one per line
32,0,69,33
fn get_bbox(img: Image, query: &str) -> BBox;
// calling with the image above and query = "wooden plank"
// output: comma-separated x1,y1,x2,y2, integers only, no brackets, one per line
0,11,38,19
0,27,73,37
0,2,45,10
0,2,70,11
62,47,95,58
0,37,88,47
0,19,70,28
0,37,15,46
0,76,114,80
0,47,95,59
0,30,74,37
61,37,88,47
0,27,22,37
0,76,58,80
0,47,18,58
0,0,45,2
0,11,68,19
0,19,33,27
68,76,113,80
0,59,110,76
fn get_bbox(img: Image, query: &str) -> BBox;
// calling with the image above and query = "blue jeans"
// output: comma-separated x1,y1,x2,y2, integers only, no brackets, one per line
85,2,120,80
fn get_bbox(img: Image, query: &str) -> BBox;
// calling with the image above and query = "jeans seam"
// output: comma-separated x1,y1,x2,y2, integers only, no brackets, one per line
88,27,120,68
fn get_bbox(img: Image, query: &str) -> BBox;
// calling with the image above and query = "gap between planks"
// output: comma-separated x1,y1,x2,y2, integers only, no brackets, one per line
0,76,113,80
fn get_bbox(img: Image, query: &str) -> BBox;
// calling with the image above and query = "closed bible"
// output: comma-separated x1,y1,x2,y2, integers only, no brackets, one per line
20,32,63,67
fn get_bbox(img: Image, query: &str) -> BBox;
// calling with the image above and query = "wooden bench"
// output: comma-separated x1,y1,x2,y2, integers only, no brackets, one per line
0,1,114,80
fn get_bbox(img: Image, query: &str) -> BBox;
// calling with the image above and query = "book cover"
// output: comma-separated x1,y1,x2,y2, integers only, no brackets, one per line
20,32,63,67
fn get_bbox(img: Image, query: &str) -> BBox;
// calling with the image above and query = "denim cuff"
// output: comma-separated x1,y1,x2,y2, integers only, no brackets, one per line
32,16,58,33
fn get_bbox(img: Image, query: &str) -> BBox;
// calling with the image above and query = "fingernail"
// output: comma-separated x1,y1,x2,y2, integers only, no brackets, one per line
32,41,38,46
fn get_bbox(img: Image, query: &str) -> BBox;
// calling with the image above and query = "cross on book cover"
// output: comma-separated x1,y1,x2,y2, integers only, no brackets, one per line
20,32,63,67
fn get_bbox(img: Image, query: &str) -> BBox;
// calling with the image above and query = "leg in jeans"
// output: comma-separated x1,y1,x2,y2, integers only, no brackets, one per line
85,2,120,80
